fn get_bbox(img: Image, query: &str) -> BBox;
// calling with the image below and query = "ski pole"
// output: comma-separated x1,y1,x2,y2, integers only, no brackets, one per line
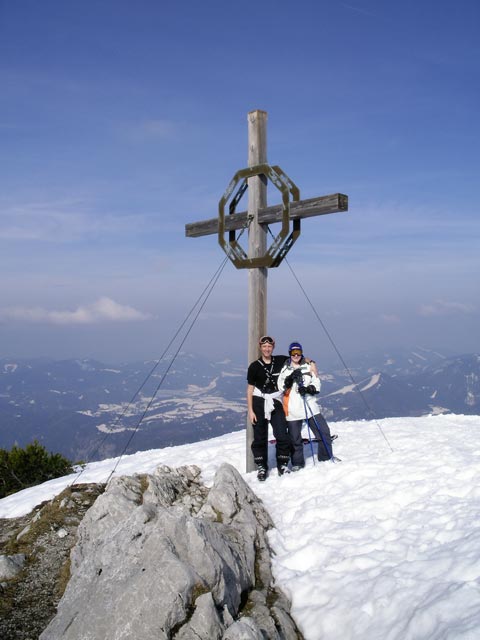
302,394,335,462
302,394,317,465
302,395,316,465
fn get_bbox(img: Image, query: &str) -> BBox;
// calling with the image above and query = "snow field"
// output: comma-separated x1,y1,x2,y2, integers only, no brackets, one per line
1,414,479,639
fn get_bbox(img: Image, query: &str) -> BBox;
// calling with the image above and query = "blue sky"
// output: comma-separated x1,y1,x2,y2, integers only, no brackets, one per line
1,0,479,365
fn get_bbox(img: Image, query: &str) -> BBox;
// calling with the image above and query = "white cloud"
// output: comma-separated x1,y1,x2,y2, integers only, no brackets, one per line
0,297,151,325
418,300,475,317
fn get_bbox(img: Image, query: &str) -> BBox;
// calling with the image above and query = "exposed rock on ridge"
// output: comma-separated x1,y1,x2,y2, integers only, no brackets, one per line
0,483,104,640
40,463,302,639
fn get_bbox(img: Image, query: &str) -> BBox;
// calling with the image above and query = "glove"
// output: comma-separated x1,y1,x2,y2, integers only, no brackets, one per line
306,385,318,395
284,374,294,389
292,369,303,383
298,385,307,396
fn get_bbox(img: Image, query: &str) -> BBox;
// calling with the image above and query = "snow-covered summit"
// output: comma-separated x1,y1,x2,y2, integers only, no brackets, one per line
1,414,479,639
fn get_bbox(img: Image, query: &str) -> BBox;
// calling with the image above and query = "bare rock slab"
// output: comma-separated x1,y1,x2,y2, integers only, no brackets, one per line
40,463,302,639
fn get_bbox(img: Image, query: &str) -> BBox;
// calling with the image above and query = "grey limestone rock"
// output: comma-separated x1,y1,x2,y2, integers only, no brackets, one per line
0,553,26,580
40,463,302,640
0,482,105,640
223,617,265,639
174,591,224,639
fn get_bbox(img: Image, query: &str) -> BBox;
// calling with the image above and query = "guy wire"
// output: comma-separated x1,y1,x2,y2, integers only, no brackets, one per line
279,247,394,453
71,254,230,486
104,255,230,484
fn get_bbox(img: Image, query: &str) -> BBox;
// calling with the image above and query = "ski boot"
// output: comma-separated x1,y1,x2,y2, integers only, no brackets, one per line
256,465,268,482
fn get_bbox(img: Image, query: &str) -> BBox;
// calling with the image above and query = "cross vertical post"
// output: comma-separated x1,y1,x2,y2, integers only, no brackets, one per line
246,110,268,472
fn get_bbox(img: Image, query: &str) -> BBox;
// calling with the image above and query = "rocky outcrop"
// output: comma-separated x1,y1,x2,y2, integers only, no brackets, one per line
0,553,25,580
0,483,105,640
40,463,301,639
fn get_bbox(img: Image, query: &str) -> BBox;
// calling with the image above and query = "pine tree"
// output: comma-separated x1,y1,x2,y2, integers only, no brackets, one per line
0,441,73,498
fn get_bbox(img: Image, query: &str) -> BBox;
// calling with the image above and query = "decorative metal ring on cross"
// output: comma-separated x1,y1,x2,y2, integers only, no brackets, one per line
218,163,301,269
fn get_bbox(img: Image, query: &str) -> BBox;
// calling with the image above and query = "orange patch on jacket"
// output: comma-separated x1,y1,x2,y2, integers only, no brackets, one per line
283,388,291,416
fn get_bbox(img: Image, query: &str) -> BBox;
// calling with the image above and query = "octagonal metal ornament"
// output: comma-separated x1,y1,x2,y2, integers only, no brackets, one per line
218,163,301,269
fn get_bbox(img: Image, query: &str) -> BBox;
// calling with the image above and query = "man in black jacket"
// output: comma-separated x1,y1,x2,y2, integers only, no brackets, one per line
247,336,291,481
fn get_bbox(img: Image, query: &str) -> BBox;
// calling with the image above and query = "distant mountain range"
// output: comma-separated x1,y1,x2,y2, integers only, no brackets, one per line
0,348,478,461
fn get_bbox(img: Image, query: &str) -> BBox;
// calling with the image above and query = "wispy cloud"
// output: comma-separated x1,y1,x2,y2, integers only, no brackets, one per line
122,119,177,143
0,202,89,241
418,300,475,317
380,314,401,325
272,309,302,321
340,2,378,19
199,311,244,321
0,199,155,242
0,297,151,325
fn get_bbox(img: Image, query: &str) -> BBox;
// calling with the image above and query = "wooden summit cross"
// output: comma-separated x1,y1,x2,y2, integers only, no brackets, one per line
185,110,348,472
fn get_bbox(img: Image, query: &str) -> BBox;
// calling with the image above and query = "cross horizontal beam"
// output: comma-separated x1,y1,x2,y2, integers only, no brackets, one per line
185,193,348,238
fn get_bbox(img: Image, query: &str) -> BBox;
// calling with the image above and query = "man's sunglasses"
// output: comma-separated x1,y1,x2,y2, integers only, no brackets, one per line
259,336,275,345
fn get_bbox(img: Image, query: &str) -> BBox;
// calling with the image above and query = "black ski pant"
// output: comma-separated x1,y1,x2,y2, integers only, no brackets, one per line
251,396,291,470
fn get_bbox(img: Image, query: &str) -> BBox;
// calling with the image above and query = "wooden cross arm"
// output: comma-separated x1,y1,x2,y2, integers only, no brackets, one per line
185,193,348,238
